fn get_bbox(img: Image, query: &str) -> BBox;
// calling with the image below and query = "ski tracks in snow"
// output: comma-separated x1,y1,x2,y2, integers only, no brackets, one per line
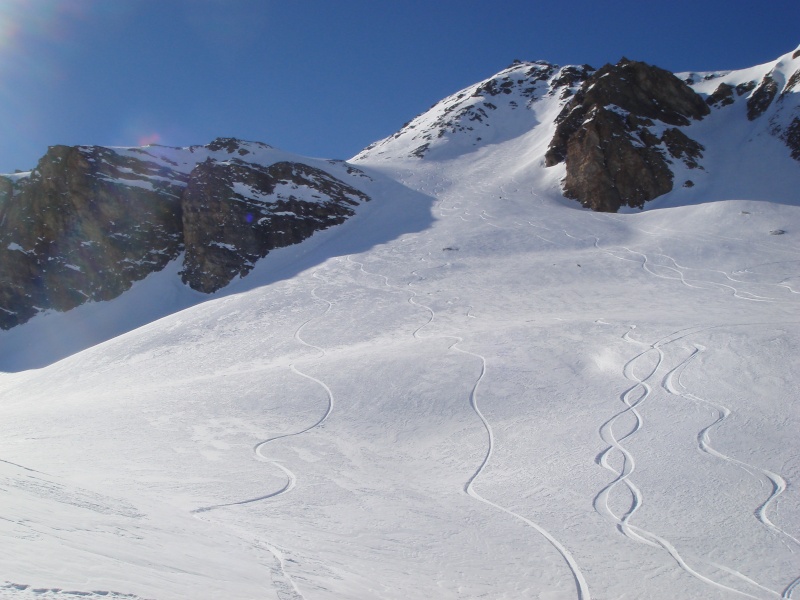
193,271,333,513
596,244,779,303
406,268,592,600
342,246,591,599
191,270,337,600
597,324,799,599
662,341,800,599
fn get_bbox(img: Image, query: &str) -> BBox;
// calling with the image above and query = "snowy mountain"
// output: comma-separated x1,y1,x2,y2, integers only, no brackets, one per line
2,47,798,333
0,47,799,600
356,46,800,211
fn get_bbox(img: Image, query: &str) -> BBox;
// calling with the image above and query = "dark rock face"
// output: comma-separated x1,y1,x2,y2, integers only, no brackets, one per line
702,66,799,163
782,118,800,161
736,81,756,96
661,128,704,169
782,69,800,98
181,159,368,293
707,83,735,107
747,74,779,120
545,59,708,211
743,66,800,162
0,145,186,329
0,139,370,329
548,65,595,99
554,110,676,212
0,176,12,205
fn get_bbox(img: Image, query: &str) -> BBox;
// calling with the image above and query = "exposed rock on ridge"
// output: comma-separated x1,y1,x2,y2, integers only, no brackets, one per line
545,59,709,212
0,145,186,329
708,49,800,163
0,139,370,329
181,159,369,293
747,74,779,120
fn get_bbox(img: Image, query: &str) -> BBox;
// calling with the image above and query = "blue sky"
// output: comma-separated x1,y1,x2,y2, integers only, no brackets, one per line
0,0,798,173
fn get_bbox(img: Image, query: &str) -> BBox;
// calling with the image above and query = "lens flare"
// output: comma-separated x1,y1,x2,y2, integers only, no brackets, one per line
137,132,162,146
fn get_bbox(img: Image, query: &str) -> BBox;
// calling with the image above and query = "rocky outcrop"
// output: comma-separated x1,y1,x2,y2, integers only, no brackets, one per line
740,66,800,162
706,83,735,107
0,139,370,329
747,74,779,120
781,69,800,98
545,59,709,212
783,118,800,160
548,65,595,99
0,145,186,329
181,159,368,293
0,176,12,205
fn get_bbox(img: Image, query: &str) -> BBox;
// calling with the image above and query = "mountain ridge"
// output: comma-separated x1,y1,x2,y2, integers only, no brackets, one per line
1,46,798,332
0,139,375,329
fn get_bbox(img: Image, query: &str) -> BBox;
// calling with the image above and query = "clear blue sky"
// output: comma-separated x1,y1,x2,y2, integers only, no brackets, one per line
1,0,798,173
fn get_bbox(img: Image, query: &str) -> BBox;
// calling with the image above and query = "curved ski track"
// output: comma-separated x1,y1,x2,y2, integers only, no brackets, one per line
190,271,336,600
583,208,800,305
378,183,593,598
344,222,591,600
595,244,779,303
596,324,799,599
662,341,800,599
418,173,799,599
192,272,333,513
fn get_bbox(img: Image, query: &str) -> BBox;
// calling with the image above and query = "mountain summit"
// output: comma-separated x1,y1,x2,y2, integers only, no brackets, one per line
356,45,800,211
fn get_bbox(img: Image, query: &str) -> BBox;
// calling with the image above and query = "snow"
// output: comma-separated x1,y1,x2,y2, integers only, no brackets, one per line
231,181,328,206
98,176,155,191
1,171,31,183
352,61,562,163
209,241,237,251
1,55,800,600
106,140,337,180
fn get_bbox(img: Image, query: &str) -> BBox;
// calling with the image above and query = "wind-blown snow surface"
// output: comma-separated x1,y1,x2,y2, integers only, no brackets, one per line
2,61,800,600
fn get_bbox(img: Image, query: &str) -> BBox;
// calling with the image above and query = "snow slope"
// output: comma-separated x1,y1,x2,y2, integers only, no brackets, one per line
1,52,800,600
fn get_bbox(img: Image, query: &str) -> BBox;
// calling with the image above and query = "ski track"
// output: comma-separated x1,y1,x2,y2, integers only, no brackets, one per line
192,271,333,513
784,576,800,600
343,215,591,600
662,341,800,598
585,210,800,304
194,173,796,599
257,540,305,600
596,244,778,302
189,270,336,600
524,187,799,306
597,323,800,599
406,272,590,598
447,178,798,599
0,458,47,475
409,287,592,600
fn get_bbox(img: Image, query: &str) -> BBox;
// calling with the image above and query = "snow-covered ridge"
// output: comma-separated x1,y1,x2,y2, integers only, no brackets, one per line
682,45,800,157
353,61,593,162
356,47,799,213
